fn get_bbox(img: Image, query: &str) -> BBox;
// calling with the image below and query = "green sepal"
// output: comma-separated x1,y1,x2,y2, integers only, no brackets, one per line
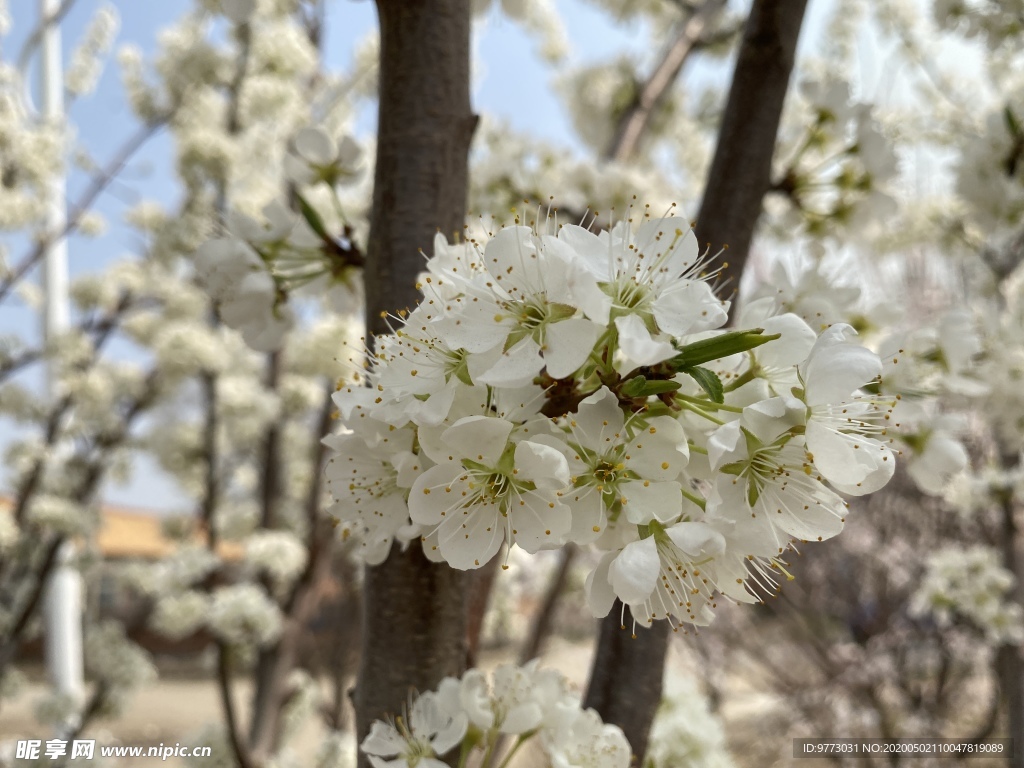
746,478,760,507
295,191,333,242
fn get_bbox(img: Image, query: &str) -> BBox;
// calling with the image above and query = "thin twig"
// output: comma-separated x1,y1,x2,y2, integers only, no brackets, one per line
605,0,728,163
0,120,167,305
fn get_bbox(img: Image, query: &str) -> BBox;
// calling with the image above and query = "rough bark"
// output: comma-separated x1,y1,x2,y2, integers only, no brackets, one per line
694,0,809,304
583,602,671,764
583,1,808,762
354,2,476,765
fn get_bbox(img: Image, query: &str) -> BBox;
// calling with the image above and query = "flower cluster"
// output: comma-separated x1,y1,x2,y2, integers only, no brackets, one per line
646,673,735,768
326,213,900,629
909,544,1024,645
769,78,898,237
361,661,630,768
193,125,366,351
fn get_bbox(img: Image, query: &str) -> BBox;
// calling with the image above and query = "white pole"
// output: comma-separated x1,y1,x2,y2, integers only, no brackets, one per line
39,0,85,725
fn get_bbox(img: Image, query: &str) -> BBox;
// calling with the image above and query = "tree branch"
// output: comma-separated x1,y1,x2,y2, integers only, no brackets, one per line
0,120,166,305
605,0,727,163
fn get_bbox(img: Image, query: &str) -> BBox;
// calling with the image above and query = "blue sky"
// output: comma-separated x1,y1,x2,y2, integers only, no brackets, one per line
1,0,844,511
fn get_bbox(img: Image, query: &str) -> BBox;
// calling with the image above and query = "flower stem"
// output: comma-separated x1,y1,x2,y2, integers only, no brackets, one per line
495,734,531,768
680,487,707,511
679,401,725,426
676,393,743,413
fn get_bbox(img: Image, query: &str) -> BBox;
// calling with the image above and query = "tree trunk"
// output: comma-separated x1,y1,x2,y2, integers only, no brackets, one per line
583,1,809,762
354,2,476,766
695,0,809,301
583,602,670,764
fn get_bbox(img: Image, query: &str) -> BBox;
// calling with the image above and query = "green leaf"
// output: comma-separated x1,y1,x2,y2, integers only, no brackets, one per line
682,365,724,404
670,328,781,369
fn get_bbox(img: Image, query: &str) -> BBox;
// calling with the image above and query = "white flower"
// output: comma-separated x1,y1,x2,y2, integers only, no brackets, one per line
286,127,364,187
910,545,1024,645
218,270,294,352
245,530,309,586
408,416,571,569
429,226,604,385
360,690,467,768
84,622,156,707
799,324,896,494
207,584,283,647
324,420,422,565
556,216,728,369
372,306,484,427
542,705,632,768
800,78,855,124
194,236,294,351
706,402,849,547
149,591,210,640
587,521,726,628
647,673,735,768
537,387,689,543
460,660,576,735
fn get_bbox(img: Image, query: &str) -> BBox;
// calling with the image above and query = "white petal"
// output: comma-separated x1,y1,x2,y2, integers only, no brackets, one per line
434,304,510,354
361,722,404,758
665,521,726,557
409,464,464,525
613,314,676,367
585,551,618,618
805,419,895,495
758,314,816,369
431,712,468,756
570,386,625,446
621,480,682,525
707,420,743,471
608,537,660,605
543,318,602,379
459,670,495,730
283,153,316,185
437,505,504,569
442,415,513,465
509,491,571,552
653,280,728,336
514,441,570,489
624,416,688,480
740,397,803,444
336,134,363,167
476,337,544,388
801,325,881,405
295,126,336,166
